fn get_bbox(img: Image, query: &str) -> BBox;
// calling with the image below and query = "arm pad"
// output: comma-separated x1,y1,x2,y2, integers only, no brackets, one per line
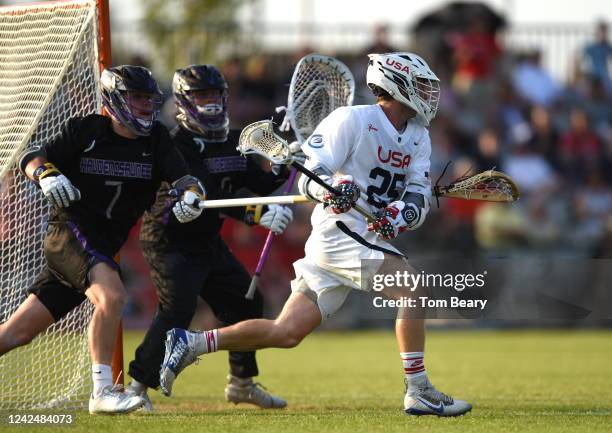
297,165,333,203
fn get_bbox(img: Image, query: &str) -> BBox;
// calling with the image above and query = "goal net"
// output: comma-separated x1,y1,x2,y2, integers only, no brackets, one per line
0,0,103,410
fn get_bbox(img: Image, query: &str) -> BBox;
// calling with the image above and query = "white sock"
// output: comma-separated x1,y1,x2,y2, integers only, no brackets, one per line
400,352,427,389
127,379,147,394
193,329,219,356
91,364,112,397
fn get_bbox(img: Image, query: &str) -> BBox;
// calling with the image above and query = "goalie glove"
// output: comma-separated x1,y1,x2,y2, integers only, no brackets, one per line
323,175,361,214
259,204,294,234
34,162,81,208
171,175,206,223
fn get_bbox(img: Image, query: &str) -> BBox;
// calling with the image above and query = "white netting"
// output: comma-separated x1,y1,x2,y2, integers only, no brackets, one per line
238,120,291,164
0,0,100,410
285,54,355,144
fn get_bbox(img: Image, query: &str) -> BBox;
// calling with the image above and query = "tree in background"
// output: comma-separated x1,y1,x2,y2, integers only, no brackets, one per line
142,0,243,74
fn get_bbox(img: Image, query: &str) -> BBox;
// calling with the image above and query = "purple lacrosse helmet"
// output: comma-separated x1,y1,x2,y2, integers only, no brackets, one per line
172,64,229,142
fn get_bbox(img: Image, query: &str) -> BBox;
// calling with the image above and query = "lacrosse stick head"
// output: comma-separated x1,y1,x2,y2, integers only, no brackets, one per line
435,170,520,202
237,120,292,165
285,54,355,143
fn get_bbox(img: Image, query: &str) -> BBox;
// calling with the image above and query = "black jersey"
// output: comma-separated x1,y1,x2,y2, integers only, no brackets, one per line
30,114,189,257
139,126,288,251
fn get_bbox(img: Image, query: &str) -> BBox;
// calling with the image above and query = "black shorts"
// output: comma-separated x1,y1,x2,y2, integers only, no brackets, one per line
142,237,262,325
28,221,119,321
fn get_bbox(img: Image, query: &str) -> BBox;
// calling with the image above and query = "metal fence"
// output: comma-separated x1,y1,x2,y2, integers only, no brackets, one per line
111,20,594,83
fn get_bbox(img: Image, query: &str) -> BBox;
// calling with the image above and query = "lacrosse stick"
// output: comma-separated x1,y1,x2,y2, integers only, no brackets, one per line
434,169,520,203
245,54,355,299
195,194,309,208
238,120,374,219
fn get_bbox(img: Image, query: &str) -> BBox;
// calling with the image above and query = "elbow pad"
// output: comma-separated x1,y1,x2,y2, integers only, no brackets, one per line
18,146,46,177
400,191,430,230
297,165,333,203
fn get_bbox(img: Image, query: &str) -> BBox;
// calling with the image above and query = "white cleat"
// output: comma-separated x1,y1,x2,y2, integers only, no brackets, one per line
159,328,200,396
225,375,287,409
88,385,145,414
125,383,154,412
404,378,472,417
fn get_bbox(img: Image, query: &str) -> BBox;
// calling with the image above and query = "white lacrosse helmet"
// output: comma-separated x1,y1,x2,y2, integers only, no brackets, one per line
367,52,440,126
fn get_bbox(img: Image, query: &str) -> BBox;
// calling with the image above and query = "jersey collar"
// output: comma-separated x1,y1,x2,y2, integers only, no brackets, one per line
375,104,416,145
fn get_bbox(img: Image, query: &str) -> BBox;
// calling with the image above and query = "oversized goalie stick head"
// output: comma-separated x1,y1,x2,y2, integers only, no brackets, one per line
100,65,163,136
281,54,355,144
172,64,229,142
367,52,440,126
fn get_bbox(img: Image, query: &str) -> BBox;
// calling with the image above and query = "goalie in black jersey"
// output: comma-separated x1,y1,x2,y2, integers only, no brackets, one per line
0,65,205,414
126,65,300,410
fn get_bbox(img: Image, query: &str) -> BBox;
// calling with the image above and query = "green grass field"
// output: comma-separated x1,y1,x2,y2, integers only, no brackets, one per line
2,329,612,433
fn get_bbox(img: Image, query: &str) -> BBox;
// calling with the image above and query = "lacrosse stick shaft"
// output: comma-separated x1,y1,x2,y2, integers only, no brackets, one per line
195,194,309,209
246,169,299,299
290,161,376,222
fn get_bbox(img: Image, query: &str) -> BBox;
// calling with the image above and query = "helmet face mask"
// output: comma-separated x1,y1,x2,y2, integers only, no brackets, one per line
367,52,440,126
173,65,229,142
100,66,162,136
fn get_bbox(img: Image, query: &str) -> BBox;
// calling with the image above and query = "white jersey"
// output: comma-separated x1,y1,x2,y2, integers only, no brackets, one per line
297,104,432,275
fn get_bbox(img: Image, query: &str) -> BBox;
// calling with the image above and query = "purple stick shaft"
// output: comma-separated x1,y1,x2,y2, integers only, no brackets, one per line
253,168,298,275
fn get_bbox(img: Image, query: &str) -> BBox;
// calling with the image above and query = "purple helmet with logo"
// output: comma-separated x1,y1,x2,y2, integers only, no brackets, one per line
100,65,162,136
173,64,229,142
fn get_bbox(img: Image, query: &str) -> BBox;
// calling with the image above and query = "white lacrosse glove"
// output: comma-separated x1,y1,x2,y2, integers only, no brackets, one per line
173,190,203,223
35,163,81,208
259,204,294,234
171,175,206,223
271,141,307,175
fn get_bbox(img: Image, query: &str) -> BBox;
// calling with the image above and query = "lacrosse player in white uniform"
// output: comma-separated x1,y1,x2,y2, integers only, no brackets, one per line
160,53,472,417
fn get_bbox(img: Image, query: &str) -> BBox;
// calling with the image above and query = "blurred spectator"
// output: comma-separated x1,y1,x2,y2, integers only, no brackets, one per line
446,16,502,94
364,23,396,54
238,54,279,124
559,108,602,182
581,21,612,95
582,77,612,142
503,141,557,195
496,79,531,146
570,170,612,252
526,106,560,168
512,51,560,107
475,128,502,171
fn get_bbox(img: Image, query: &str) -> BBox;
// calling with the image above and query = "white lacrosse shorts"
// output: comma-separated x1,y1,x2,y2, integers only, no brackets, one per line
290,257,383,321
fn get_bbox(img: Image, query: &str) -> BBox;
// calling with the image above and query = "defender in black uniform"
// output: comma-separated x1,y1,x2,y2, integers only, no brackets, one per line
126,65,298,409
0,66,205,414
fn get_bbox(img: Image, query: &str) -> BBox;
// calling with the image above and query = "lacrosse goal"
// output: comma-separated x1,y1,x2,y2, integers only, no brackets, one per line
0,0,118,410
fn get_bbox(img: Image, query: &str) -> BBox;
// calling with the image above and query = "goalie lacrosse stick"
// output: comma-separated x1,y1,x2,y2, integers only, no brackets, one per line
245,54,355,299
